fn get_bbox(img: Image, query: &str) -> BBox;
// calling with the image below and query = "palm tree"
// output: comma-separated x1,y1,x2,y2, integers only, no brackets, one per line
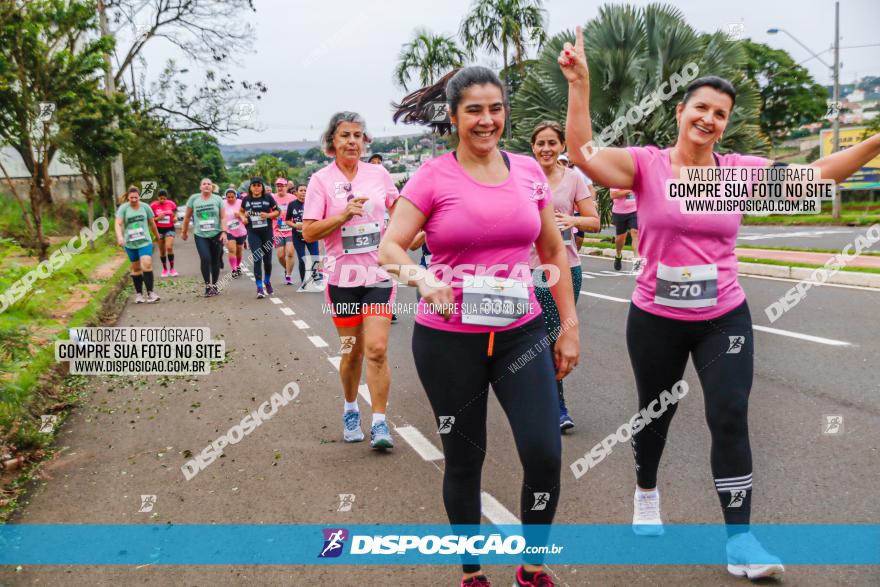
394,28,467,91
395,28,466,156
459,0,548,139
510,3,768,225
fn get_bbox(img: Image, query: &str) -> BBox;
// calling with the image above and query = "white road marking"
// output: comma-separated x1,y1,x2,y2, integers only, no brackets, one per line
358,383,371,405
581,274,595,279
270,297,282,304
293,320,309,330
580,291,629,303
752,325,852,347
280,307,295,316
328,356,341,370
395,426,444,461
308,335,328,348
480,491,521,526
741,273,880,292
737,229,851,241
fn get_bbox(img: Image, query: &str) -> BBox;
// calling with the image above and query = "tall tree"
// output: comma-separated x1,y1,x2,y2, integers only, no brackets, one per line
0,0,113,257
394,28,466,91
742,41,828,147
459,0,548,139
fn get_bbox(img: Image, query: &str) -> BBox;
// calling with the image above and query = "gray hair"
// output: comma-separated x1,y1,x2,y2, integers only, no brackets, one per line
321,111,371,156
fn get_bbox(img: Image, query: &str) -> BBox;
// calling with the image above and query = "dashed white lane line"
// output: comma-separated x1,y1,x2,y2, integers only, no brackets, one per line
752,325,852,347
580,290,854,346
270,297,282,304
328,356,341,370
280,307,295,316
394,426,444,461
481,491,521,526
308,335,328,348
293,320,309,329
358,383,371,405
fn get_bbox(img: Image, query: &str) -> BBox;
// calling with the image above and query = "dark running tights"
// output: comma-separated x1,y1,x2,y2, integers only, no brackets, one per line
412,317,561,572
246,229,274,284
194,235,223,285
626,301,754,530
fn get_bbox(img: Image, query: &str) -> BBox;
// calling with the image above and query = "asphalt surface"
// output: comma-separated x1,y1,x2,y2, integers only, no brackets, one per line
1,237,878,586
595,225,880,252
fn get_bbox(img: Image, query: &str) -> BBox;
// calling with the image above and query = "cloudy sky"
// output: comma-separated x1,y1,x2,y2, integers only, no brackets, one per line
135,0,880,145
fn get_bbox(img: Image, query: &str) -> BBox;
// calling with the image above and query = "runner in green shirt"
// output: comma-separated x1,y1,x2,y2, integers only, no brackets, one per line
182,178,228,297
115,186,161,303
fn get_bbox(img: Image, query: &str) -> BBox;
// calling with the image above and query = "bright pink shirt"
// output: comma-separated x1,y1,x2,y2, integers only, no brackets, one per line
627,146,769,321
273,193,296,236
401,151,549,333
150,199,177,228
304,160,399,286
529,166,590,268
223,199,247,238
611,189,638,214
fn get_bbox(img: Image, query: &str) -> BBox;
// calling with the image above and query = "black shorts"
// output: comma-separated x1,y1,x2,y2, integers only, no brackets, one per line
157,227,176,239
612,212,638,235
231,235,246,245
326,281,396,326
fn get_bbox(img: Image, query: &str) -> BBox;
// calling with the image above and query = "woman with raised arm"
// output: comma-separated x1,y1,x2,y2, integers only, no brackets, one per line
560,25,880,581
380,66,579,587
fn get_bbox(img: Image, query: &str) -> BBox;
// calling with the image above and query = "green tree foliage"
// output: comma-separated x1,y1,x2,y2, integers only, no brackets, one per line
395,28,466,91
742,41,828,146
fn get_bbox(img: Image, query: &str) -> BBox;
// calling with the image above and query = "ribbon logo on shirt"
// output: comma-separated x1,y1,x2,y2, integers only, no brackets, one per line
530,181,549,202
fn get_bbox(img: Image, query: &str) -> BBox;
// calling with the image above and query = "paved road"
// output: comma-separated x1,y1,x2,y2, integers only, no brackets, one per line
598,224,880,252
2,239,878,586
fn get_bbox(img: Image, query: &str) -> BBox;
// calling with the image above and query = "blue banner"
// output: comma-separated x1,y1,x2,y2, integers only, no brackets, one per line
0,524,877,565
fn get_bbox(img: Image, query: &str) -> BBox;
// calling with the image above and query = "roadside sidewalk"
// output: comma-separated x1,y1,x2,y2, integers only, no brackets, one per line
733,247,880,270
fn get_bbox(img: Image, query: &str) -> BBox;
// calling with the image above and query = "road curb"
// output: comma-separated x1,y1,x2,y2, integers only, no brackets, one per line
581,249,880,289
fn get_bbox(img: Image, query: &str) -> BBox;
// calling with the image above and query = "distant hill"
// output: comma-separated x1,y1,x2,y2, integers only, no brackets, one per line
219,132,426,161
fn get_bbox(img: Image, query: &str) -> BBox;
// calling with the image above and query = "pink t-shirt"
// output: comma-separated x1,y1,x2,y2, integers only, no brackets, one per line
304,160,399,286
529,166,590,268
401,151,549,333
273,193,296,236
150,199,177,228
627,146,769,321
612,189,638,215
223,199,247,238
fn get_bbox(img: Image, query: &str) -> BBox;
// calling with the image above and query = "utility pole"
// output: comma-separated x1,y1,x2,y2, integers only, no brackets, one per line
831,0,842,222
97,0,126,199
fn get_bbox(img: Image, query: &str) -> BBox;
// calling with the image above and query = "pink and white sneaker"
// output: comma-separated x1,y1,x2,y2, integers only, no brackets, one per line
161,268,169,277
170,269,179,277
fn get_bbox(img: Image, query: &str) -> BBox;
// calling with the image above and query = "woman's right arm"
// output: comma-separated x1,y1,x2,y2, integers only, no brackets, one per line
561,26,635,189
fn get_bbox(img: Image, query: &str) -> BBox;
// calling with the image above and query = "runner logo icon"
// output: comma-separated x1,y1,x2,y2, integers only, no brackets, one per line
531,492,550,511
823,415,843,435
338,494,355,512
319,528,349,558
438,416,455,434
727,490,746,508
138,495,156,513
727,336,745,354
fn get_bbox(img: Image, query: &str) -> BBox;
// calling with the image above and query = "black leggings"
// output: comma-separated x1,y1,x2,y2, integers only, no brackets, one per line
246,229,274,284
194,234,223,285
292,233,320,282
626,301,753,528
412,316,561,571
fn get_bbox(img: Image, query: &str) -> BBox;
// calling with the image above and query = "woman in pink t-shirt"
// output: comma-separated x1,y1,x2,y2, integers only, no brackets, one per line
302,111,399,452
380,66,579,587
222,188,247,277
272,178,298,285
529,120,599,433
560,27,880,580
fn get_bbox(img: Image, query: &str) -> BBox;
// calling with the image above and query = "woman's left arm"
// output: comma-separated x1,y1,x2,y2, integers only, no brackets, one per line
809,132,880,183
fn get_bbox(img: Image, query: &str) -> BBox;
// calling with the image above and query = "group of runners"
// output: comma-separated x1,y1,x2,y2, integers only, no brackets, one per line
111,26,880,587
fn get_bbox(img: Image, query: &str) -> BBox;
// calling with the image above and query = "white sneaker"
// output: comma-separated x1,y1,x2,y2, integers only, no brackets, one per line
632,489,664,536
134,293,145,304
726,532,784,580
296,285,307,293
146,291,160,303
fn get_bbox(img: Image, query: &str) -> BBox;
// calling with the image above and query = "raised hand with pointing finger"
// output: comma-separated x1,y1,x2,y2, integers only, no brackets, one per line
557,25,589,84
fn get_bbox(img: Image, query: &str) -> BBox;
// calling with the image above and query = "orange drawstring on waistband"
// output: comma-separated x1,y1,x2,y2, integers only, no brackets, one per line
487,331,495,357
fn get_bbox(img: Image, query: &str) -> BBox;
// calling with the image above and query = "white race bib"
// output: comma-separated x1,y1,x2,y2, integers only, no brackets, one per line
228,219,241,230
341,222,380,254
461,275,530,327
249,213,267,229
654,263,718,308
198,218,216,231
127,226,146,242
